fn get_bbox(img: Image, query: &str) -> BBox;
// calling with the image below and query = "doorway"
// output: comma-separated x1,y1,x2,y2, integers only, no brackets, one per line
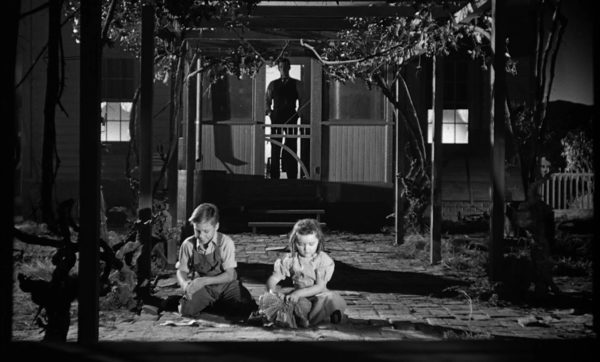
263,58,311,179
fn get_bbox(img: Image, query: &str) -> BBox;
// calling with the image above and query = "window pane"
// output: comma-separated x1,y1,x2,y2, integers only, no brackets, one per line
455,124,469,144
427,123,433,143
120,122,131,142
442,124,455,143
456,109,469,124
442,109,455,124
106,121,121,141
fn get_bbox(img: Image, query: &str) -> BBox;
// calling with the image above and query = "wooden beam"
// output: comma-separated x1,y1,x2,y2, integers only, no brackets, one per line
489,0,506,281
136,2,155,287
1,0,19,344
430,56,444,265
184,47,197,219
78,0,101,344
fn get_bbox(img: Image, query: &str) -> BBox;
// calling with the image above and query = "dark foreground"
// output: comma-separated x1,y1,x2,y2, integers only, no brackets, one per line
9,339,599,362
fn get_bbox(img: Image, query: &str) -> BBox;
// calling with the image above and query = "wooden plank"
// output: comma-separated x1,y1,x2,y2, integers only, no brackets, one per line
248,221,327,233
249,209,325,214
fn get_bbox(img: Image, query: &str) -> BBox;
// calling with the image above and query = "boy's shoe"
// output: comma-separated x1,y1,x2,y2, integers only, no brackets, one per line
245,310,265,326
330,310,343,324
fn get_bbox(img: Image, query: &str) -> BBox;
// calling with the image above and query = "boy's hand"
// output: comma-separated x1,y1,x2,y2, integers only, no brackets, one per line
185,278,207,298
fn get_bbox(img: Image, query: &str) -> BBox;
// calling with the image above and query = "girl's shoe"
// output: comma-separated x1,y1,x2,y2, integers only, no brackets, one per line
330,310,342,324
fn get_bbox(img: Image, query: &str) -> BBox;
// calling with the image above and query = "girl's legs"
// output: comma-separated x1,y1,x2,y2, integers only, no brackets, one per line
308,291,347,325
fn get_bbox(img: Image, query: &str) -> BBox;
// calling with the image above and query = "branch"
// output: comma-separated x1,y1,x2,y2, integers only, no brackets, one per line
232,27,268,64
300,39,422,67
101,0,119,47
273,41,291,64
13,227,65,248
19,1,49,19
15,44,48,89
398,73,428,163
15,12,76,89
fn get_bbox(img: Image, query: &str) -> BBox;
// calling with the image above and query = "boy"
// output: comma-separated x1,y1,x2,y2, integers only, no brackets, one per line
177,203,257,319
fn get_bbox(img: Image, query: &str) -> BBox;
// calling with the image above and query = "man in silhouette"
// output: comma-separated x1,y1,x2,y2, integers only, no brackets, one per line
265,58,304,179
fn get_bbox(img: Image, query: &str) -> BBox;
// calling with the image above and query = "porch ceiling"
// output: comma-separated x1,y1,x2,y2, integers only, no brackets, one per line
184,1,490,54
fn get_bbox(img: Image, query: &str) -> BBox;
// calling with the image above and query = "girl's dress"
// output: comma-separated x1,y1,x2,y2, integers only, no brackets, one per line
261,251,347,326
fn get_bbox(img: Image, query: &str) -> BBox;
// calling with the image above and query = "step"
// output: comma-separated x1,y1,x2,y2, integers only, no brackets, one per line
247,221,327,233
248,209,325,220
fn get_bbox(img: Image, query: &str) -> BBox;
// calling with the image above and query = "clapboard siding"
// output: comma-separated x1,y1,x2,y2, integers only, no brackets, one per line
200,124,255,175
325,124,389,183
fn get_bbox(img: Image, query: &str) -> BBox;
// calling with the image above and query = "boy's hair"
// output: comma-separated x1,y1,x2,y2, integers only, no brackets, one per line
188,203,219,225
289,218,324,256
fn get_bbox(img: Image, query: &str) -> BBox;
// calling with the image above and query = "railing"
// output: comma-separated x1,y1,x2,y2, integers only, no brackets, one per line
540,172,594,210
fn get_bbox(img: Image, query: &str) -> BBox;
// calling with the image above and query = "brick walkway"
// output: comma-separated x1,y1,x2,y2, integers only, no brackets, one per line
232,232,595,340
12,232,594,342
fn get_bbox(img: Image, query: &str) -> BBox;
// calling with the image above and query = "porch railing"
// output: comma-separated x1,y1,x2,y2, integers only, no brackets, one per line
540,172,594,210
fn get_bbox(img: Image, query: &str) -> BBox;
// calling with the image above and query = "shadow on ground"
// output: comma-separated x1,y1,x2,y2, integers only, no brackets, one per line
236,261,470,296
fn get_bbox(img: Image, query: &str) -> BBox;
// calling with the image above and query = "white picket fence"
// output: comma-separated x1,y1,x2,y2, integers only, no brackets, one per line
540,172,594,210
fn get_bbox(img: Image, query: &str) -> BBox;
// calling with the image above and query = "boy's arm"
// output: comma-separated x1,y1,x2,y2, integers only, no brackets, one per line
189,268,235,290
176,269,191,291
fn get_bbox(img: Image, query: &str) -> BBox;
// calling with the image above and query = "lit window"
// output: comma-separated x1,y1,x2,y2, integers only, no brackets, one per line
101,58,135,142
427,109,469,144
101,102,131,142
426,54,470,144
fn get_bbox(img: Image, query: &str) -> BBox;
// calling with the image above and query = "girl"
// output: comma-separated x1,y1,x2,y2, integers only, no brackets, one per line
260,219,347,327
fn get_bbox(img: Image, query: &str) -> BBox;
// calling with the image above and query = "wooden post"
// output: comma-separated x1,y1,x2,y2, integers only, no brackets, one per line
430,56,444,265
78,0,101,343
253,68,266,176
167,60,179,264
394,78,405,246
137,1,155,288
1,0,20,344
193,58,202,206
489,0,506,281
593,1,599,335
310,59,322,181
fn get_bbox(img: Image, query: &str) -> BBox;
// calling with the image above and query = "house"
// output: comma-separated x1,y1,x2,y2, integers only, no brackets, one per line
14,0,593,232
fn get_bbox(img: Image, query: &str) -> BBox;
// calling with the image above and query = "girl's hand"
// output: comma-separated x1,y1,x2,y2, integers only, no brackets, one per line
285,292,300,303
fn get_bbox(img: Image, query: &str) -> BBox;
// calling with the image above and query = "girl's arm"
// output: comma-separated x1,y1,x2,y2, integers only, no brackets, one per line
286,280,327,302
266,274,283,293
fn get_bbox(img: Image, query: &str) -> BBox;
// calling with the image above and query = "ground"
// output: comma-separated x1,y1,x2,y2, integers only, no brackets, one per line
11,227,595,342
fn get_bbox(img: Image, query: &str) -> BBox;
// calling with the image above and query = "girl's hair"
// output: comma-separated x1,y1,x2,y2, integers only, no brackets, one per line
289,218,325,256
188,203,219,225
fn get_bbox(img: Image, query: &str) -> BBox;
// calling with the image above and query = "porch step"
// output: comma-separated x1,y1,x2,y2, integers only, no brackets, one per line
248,221,327,234
248,209,325,221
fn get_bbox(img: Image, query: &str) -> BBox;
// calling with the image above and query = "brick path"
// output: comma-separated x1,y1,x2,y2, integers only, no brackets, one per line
12,232,594,342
